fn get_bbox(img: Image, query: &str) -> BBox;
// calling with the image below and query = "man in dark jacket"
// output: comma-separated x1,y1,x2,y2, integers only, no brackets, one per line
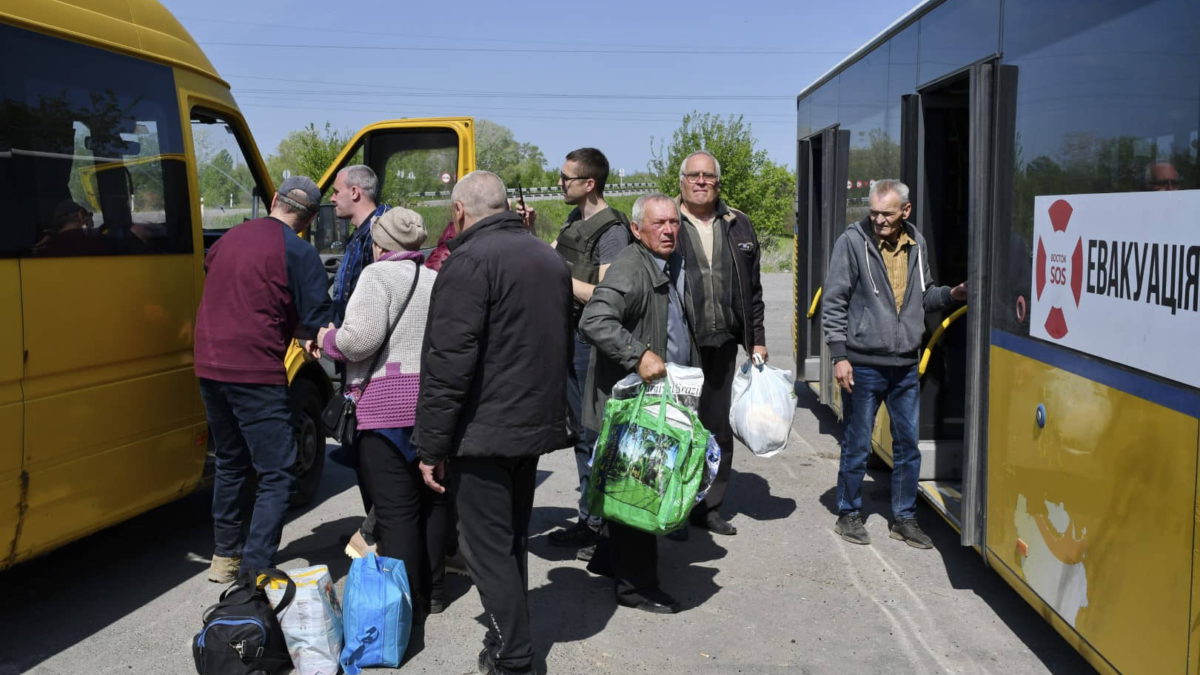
520,147,631,557
675,150,766,537
580,193,699,614
415,170,572,675
194,176,331,583
821,179,965,549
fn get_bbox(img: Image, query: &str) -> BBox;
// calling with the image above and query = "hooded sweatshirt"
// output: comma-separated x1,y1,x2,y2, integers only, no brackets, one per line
821,217,957,367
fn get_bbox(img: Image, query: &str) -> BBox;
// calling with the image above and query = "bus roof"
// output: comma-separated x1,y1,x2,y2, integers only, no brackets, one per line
0,0,224,84
796,0,939,103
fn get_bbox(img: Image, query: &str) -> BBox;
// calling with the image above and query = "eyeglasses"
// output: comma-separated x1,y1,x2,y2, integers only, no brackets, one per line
682,171,718,183
560,173,588,184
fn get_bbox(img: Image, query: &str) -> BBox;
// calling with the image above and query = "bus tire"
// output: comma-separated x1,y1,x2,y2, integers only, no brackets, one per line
288,377,326,507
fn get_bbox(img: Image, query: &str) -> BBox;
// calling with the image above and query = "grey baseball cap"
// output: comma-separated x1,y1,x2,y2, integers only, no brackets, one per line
276,176,321,215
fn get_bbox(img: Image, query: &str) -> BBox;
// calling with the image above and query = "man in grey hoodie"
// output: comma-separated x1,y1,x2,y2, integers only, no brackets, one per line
821,179,966,549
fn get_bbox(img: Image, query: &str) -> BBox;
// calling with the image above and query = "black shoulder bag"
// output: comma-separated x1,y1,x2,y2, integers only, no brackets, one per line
321,263,421,444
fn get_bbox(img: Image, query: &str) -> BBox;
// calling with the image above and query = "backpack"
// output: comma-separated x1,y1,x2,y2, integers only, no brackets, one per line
193,569,296,675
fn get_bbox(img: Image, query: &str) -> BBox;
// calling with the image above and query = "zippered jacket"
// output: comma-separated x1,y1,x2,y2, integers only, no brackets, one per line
821,218,956,367
413,211,574,462
677,199,765,351
579,243,700,430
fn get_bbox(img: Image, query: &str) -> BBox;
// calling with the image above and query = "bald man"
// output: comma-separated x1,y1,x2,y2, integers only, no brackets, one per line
413,171,572,675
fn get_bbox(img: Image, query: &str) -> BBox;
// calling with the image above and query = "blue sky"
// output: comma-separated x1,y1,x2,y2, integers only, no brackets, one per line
162,0,918,178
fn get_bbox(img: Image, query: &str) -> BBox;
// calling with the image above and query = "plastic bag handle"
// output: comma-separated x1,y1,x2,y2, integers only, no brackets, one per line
752,352,765,368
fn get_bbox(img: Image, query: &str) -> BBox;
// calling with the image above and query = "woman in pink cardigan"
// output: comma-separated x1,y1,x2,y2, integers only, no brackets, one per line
318,207,446,616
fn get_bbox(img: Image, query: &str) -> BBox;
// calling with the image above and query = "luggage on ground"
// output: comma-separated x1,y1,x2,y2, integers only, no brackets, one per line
265,564,343,675
340,552,412,674
193,569,295,675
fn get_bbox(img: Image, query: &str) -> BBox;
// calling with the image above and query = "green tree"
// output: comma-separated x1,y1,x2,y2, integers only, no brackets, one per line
649,112,795,237
265,122,349,184
475,119,552,187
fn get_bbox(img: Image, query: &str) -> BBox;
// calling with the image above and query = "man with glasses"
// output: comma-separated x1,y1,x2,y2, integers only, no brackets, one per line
519,148,630,561
672,150,767,539
1144,160,1182,191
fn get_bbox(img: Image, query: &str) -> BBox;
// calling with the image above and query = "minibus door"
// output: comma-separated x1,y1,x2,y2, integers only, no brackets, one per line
314,117,477,261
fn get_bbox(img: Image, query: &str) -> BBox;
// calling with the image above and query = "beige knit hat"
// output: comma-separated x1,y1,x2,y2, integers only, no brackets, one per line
371,207,427,251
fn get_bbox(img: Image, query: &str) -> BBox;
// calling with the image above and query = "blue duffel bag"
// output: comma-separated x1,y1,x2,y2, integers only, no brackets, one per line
340,552,412,674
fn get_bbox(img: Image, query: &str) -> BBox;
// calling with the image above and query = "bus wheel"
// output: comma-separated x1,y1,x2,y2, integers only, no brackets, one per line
289,378,326,507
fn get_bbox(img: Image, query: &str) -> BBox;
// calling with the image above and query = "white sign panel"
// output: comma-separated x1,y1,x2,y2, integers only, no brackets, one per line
1030,191,1200,388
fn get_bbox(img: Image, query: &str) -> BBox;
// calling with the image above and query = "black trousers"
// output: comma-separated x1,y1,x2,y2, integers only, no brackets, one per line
600,522,658,602
696,340,739,515
453,455,539,673
357,432,449,608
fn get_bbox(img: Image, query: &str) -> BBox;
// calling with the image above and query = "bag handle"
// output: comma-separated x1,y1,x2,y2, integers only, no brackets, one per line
353,262,421,398
257,568,297,615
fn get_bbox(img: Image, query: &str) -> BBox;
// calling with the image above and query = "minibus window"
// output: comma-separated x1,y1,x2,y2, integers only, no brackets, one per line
0,23,190,257
190,112,267,236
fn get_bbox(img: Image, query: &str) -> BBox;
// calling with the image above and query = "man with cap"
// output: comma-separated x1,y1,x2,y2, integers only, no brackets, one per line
194,175,332,583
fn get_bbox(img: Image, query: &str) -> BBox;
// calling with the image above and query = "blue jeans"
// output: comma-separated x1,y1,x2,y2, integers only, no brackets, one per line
836,364,921,520
566,330,600,526
200,378,296,577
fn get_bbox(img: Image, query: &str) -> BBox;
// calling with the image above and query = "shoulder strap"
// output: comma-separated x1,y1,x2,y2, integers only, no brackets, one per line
357,262,421,394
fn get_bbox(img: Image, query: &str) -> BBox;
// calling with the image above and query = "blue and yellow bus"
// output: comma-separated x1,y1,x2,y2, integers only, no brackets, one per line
0,0,476,570
795,0,1198,672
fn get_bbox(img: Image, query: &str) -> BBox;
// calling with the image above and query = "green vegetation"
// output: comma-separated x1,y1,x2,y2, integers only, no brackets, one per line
649,112,795,239
265,122,351,184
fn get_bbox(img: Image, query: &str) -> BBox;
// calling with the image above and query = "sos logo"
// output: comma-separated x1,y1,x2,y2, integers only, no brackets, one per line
1035,199,1083,339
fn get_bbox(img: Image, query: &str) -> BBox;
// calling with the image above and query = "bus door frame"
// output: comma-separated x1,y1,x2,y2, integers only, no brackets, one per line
901,58,1002,549
797,125,848,406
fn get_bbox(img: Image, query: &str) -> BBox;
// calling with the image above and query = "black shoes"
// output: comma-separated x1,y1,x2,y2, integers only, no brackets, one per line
889,518,933,549
701,512,737,536
576,543,596,561
617,587,680,614
548,520,600,547
835,512,870,545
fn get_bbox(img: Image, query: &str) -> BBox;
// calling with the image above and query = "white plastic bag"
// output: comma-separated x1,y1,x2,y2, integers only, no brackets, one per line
729,356,796,457
265,564,344,675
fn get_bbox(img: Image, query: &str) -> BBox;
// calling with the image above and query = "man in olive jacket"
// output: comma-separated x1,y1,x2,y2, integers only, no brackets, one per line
415,170,573,674
580,193,699,614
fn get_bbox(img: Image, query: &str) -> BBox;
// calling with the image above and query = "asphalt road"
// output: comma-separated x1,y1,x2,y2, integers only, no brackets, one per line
0,273,1094,675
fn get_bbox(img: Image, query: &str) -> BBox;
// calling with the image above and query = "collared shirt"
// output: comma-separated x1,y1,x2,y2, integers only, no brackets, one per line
652,251,691,367
877,229,915,312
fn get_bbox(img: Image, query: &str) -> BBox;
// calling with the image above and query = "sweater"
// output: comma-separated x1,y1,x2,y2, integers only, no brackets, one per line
195,217,331,385
322,252,435,428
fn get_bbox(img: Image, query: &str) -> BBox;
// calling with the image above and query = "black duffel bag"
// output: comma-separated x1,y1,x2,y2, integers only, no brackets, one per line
192,569,295,675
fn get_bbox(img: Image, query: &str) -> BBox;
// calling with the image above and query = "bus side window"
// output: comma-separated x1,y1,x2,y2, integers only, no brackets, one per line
0,22,191,258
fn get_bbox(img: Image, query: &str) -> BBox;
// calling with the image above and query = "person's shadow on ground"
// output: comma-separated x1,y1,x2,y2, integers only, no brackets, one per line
728,469,797,521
